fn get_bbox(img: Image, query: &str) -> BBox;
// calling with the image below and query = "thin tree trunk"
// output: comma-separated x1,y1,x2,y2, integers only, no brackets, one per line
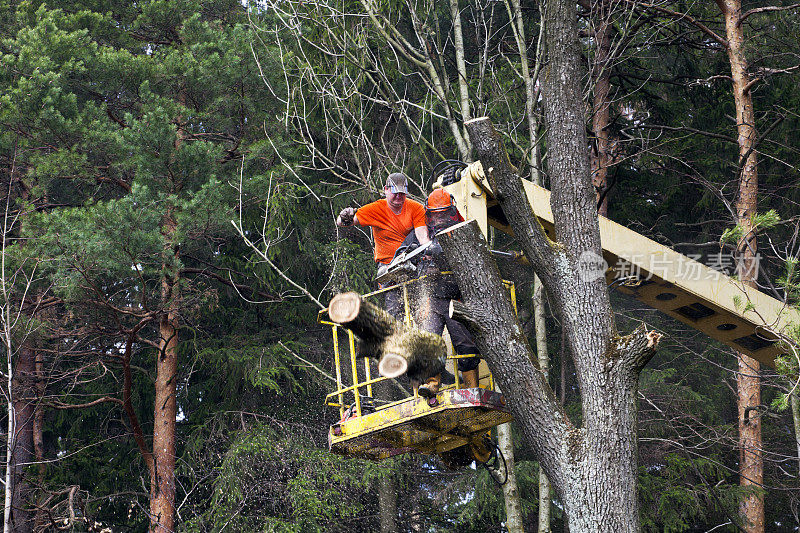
3,335,12,533
506,0,543,182
497,421,524,533
32,349,46,531
716,0,764,529
534,276,551,533
449,0,472,154
791,387,800,475
9,343,35,533
374,369,399,533
590,10,614,217
378,475,399,533
505,3,549,526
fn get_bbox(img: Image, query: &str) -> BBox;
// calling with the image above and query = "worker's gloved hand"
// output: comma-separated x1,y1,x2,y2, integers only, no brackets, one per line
338,207,356,226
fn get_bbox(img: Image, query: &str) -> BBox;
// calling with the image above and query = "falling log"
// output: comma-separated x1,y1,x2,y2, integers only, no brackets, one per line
328,292,446,381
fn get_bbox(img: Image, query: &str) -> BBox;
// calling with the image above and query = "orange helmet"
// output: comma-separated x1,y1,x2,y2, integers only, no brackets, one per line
425,189,460,236
425,188,455,212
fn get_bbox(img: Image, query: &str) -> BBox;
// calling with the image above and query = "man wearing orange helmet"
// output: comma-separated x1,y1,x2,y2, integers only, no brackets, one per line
412,188,482,393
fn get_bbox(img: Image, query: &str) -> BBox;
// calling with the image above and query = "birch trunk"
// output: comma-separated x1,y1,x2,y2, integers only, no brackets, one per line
497,422,524,533
505,4,550,525
506,0,543,182
3,335,12,533
534,277,551,533
716,0,764,529
449,0,472,155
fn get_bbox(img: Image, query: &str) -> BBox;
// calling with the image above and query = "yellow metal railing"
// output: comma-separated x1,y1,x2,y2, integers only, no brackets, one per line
319,276,516,420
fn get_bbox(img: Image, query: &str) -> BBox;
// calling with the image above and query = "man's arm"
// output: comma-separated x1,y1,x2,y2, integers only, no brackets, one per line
414,225,430,244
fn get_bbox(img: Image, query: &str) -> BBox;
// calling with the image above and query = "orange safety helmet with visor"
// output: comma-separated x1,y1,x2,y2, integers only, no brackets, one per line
425,188,462,237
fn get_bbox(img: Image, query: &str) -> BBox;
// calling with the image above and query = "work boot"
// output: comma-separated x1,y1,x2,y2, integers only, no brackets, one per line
462,369,479,389
417,374,441,399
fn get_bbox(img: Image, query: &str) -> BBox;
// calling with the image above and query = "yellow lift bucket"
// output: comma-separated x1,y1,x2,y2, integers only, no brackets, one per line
329,388,511,460
319,276,516,460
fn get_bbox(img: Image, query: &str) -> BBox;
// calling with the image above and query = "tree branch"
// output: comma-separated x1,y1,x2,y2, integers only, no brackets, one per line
740,3,800,24
438,219,570,489
463,118,557,282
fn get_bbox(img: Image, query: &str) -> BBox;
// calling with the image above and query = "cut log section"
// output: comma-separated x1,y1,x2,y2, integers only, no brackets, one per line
328,292,446,381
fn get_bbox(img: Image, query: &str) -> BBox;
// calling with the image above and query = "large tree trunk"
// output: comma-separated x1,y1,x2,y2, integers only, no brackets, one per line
716,0,764,529
439,216,659,532
150,212,180,533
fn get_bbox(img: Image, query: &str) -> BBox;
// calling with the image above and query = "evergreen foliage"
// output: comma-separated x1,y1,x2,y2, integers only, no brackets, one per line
0,0,797,529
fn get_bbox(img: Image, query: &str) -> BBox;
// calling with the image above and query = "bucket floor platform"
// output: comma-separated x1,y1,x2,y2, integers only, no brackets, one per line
329,388,512,461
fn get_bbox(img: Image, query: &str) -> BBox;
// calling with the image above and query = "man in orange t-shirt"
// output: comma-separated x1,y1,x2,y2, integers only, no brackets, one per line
336,172,429,317
337,172,429,263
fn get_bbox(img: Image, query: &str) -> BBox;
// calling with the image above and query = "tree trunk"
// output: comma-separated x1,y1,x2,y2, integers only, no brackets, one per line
378,474,399,533
328,292,446,381
590,8,614,217
791,387,800,475
449,0,472,154
8,343,35,533
489,223,527,533
534,276,551,533
497,422,524,533
439,215,659,532
507,0,543,183
3,336,12,533
716,0,764,529
374,366,399,533
150,212,180,533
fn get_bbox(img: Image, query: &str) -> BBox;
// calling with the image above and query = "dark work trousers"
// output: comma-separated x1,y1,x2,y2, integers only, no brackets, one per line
378,283,403,322
415,295,480,372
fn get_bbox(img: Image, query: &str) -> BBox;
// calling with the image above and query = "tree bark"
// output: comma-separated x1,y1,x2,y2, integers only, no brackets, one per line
506,0,543,182
150,211,179,533
590,6,614,217
378,474,399,533
449,0,472,154
791,387,800,475
534,277,551,533
439,216,660,532
9,343,35,533
497,421,524,533
716,0,764,529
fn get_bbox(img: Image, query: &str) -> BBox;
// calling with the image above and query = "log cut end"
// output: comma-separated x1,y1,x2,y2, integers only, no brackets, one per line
328,292,362,323
378,353,409,378
437,219,474,238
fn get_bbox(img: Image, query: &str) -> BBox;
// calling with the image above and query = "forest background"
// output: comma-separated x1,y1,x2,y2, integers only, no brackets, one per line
0,0,799,531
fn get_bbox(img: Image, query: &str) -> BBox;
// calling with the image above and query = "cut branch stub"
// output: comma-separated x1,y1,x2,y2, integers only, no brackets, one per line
449,299,480,331
327,292,446,381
